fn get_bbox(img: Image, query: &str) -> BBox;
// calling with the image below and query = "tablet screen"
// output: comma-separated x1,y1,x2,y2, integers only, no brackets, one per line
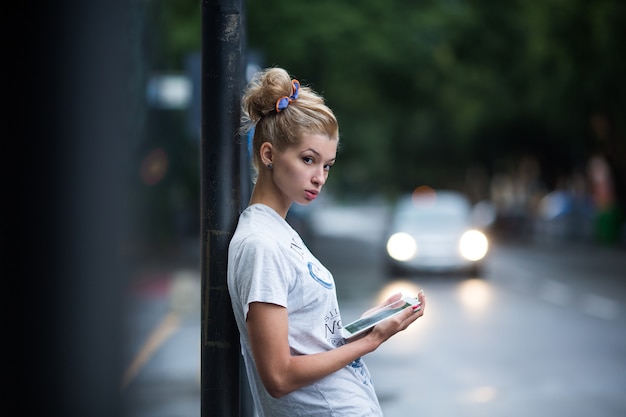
343,299,414,337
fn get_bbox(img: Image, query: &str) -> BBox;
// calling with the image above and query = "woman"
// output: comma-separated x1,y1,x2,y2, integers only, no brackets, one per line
227,67,426,416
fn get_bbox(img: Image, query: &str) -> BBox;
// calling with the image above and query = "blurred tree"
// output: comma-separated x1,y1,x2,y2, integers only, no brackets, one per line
243,0,625,204
147,0,201,69
127,0,202,255
149,0,625,240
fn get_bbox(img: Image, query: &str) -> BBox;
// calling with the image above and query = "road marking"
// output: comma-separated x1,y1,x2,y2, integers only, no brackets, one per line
507,271,535,294
581,293,620,320
121,311,181,389
498,275,621,321
539,280,571,306
122,270,200,390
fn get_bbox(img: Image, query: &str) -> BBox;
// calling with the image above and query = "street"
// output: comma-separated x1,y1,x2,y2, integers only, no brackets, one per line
122,203,626,417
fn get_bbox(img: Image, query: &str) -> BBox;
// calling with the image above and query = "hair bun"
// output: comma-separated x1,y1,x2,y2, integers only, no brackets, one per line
242,68,294,122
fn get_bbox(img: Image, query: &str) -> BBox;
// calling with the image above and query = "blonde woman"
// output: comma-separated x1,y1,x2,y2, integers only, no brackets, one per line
227,67,426,416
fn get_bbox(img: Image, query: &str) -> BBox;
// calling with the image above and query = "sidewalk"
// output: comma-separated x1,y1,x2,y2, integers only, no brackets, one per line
122,257,202,417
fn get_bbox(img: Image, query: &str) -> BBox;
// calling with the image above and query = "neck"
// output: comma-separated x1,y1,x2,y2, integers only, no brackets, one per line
249,184,290,219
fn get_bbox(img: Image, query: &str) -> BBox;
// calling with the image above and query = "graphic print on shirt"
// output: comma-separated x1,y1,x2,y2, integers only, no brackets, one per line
290,237,304,259
324,307,344,347
307,261,334,289
349,357,373,386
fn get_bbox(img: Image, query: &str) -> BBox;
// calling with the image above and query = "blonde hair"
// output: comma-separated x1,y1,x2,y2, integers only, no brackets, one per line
240,67,339,177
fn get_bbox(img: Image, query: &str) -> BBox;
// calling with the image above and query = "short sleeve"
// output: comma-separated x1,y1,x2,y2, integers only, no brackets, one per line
231,233,294,320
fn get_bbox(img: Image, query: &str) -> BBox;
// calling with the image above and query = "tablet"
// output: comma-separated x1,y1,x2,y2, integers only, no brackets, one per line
342,295,421,340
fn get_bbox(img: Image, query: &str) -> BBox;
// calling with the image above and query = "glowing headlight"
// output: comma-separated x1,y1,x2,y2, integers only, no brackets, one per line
459,230,488,261
386,232,417,261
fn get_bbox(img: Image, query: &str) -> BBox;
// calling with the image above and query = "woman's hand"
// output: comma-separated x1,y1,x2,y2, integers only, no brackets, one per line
246,291,426,397
359,292,404,318
364,290,426,346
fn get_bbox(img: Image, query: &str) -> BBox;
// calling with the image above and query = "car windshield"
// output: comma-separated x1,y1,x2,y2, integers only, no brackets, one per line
395,208,468,230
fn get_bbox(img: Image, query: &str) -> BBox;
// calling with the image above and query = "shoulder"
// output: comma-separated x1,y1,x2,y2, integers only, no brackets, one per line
232,205,292,246
234,230,279,254
230,216,286,264
231,208,281,246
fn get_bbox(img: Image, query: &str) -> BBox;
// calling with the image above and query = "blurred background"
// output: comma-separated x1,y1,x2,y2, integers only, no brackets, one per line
130,0,626,250
13,1,625,416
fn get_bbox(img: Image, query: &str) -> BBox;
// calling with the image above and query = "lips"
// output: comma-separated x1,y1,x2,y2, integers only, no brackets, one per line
305,190,319,200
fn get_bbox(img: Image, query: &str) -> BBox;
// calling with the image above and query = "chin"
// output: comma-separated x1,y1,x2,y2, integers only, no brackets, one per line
294,197,315,206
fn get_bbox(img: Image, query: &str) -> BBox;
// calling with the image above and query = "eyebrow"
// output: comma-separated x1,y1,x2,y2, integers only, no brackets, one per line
303,148,320,156
303,148,336,162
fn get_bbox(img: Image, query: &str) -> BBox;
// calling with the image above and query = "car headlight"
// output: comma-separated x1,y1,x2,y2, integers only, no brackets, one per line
386,232,417,261
459,230,488,261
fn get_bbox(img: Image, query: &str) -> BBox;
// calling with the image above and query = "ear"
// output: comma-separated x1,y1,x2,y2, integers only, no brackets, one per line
260,142,274,166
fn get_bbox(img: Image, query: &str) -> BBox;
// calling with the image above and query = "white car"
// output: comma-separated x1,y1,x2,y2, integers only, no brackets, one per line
384,190,491,276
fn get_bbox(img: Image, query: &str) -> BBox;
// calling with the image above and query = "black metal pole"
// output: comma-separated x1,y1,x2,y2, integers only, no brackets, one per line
238,4,255,414
201,1,243,416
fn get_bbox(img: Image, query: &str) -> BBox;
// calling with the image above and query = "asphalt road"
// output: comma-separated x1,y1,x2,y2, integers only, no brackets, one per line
122,203,626,417
311,204,626,417
314,237,626,417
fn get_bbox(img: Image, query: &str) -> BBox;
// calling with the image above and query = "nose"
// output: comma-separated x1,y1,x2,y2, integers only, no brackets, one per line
312,165,327,186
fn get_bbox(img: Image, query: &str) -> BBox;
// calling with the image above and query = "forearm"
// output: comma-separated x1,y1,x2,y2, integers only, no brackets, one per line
263,335,381,398
246,298,426,399
276,295,426,395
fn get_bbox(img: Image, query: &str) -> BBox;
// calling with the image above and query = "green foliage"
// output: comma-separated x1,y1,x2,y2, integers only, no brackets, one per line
153,0,625,202
243,0,625,198
147,0,201,68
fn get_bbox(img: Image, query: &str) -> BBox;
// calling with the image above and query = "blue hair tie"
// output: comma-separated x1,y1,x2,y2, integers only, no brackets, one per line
275,80,300,113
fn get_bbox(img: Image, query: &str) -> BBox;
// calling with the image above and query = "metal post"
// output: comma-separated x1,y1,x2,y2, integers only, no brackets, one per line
238,4,255,414
201,0,243,416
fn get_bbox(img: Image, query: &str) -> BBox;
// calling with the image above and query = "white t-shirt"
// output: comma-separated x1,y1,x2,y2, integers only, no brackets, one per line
227,204,383,417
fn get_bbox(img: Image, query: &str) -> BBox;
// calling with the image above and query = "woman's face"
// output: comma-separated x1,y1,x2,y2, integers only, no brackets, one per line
272,133,337,206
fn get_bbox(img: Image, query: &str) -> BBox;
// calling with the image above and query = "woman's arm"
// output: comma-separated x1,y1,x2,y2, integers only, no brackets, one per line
246,291,426,398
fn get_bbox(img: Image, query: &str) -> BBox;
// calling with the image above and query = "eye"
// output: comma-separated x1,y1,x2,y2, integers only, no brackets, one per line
303,156,314,164
324,163,334,171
